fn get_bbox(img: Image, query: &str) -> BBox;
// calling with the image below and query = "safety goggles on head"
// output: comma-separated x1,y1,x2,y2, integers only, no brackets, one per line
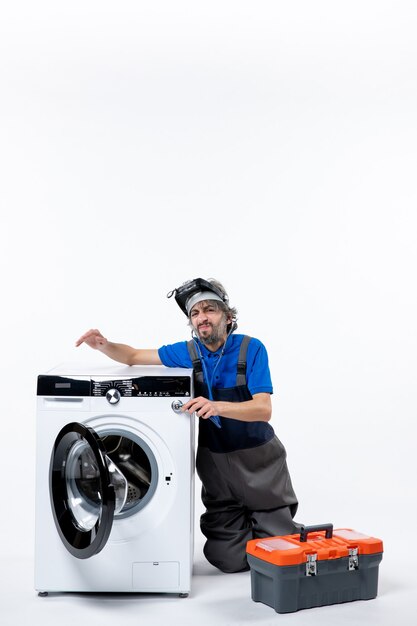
167,278,228,316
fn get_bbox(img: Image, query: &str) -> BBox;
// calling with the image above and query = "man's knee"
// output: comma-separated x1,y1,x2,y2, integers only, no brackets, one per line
203,540,249,573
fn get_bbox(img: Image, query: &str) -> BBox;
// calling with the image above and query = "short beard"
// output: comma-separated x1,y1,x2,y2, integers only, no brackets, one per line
197,316,228,346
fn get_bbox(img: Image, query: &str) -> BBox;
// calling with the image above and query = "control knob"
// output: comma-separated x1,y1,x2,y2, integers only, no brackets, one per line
106,388,121,404
171,400,184,413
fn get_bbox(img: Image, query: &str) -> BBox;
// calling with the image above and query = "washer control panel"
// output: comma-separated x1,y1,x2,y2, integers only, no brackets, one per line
92,379,133,398
92,377,191,398
38,375,191,397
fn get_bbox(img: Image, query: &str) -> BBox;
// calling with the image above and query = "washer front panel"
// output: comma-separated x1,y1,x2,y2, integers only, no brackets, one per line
35,364,194,592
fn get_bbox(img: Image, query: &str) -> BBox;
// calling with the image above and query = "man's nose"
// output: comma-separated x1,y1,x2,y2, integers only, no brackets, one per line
197,311,209,323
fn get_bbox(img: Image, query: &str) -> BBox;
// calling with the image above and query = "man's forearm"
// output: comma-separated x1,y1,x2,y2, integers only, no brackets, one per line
99,343,161,366
215,393,272,422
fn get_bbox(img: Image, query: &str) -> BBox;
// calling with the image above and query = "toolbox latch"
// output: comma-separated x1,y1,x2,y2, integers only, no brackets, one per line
348,547,359,571
306,553,317,576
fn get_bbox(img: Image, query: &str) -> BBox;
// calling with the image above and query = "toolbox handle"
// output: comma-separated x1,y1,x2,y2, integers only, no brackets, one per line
299,524,333,542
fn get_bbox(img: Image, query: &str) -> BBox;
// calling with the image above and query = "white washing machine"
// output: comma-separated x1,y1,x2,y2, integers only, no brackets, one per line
35,363,195,597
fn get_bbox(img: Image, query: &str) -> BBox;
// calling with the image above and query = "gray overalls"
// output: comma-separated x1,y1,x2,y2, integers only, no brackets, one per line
187,336,299,573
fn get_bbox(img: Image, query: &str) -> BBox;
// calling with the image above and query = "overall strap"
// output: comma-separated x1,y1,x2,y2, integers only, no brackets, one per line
236,335,251,386
187,340,205,386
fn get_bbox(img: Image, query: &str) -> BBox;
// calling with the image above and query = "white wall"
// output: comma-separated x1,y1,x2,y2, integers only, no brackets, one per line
0,1,416,562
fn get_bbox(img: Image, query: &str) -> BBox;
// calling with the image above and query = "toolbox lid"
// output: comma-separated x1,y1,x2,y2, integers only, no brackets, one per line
246,525,383,566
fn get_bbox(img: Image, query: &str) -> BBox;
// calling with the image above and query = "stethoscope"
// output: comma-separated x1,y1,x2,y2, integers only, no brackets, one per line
191,324,235,428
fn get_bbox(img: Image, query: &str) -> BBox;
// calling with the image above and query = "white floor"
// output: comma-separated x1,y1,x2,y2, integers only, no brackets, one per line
1,531,415,626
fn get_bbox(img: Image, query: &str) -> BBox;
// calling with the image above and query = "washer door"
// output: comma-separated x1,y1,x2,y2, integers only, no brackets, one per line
50,422,118,559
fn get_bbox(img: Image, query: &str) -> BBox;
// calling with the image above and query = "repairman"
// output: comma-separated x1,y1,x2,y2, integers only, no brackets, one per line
76,278,300,573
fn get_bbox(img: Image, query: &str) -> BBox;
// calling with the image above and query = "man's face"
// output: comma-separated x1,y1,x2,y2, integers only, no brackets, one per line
190,301,229,346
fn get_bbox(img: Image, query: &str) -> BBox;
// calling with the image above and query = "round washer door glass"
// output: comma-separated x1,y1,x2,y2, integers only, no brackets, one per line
50,422,116,559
